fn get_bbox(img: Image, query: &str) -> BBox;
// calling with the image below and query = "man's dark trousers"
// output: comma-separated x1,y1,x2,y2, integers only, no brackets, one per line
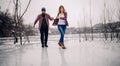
40,27,48,45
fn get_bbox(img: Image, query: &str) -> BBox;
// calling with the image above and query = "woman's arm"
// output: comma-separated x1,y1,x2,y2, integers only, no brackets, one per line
48,14,54,21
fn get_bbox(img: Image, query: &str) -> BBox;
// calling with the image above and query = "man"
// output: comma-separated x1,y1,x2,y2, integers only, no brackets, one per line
33,7,54,48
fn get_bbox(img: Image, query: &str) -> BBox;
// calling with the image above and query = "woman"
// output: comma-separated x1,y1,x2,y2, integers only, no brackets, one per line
55,5,69,49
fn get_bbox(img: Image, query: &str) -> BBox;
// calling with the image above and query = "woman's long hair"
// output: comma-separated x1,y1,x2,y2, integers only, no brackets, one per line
58,5,66,13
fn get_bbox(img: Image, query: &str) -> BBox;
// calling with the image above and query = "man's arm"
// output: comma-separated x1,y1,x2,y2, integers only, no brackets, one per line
33,15,39,28
48,14,54,21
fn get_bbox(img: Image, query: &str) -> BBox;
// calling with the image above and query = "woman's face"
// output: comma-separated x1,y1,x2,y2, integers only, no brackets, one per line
60,7,64,13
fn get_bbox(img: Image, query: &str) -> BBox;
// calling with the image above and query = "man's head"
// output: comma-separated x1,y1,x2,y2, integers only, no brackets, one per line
41,7,46,14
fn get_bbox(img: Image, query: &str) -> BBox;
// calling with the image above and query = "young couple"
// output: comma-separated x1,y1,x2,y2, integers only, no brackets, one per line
33,5,69,49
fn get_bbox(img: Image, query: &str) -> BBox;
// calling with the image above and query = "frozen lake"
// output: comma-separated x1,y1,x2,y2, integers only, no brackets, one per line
0,34,120,66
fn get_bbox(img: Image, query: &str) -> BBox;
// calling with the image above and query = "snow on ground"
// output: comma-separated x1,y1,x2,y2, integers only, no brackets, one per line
0,34,120,66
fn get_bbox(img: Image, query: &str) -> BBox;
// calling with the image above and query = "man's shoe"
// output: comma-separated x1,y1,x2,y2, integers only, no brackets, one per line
42,45,44,48
45,44,48,47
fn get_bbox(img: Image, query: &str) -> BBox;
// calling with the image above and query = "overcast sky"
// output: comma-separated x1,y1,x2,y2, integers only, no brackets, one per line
0,0,119,28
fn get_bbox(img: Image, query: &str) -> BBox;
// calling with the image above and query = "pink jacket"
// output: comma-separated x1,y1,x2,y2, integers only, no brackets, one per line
34,13,53,29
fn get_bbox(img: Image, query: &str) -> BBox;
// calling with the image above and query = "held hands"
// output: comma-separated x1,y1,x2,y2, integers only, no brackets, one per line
56,16,59,19
51,17,54,20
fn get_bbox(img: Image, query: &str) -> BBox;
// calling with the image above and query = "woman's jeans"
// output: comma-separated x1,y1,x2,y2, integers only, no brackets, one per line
58,25,66,44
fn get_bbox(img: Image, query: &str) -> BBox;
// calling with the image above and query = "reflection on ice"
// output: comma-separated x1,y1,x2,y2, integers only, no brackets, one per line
41,48,49,66
59,48,67,66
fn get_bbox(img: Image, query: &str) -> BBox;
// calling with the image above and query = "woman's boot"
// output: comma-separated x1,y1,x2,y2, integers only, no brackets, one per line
58,42,61,47
61,44,66,49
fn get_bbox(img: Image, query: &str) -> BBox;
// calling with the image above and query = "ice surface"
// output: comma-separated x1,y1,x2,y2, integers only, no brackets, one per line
0,34,120,66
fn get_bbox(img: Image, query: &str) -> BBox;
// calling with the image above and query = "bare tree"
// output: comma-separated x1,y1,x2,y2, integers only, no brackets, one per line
83,8,87,41
115,0,120,40
77,20,81,42
89,0,93,40
106,7,116,41
102,0,108,40
13,0,31,45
